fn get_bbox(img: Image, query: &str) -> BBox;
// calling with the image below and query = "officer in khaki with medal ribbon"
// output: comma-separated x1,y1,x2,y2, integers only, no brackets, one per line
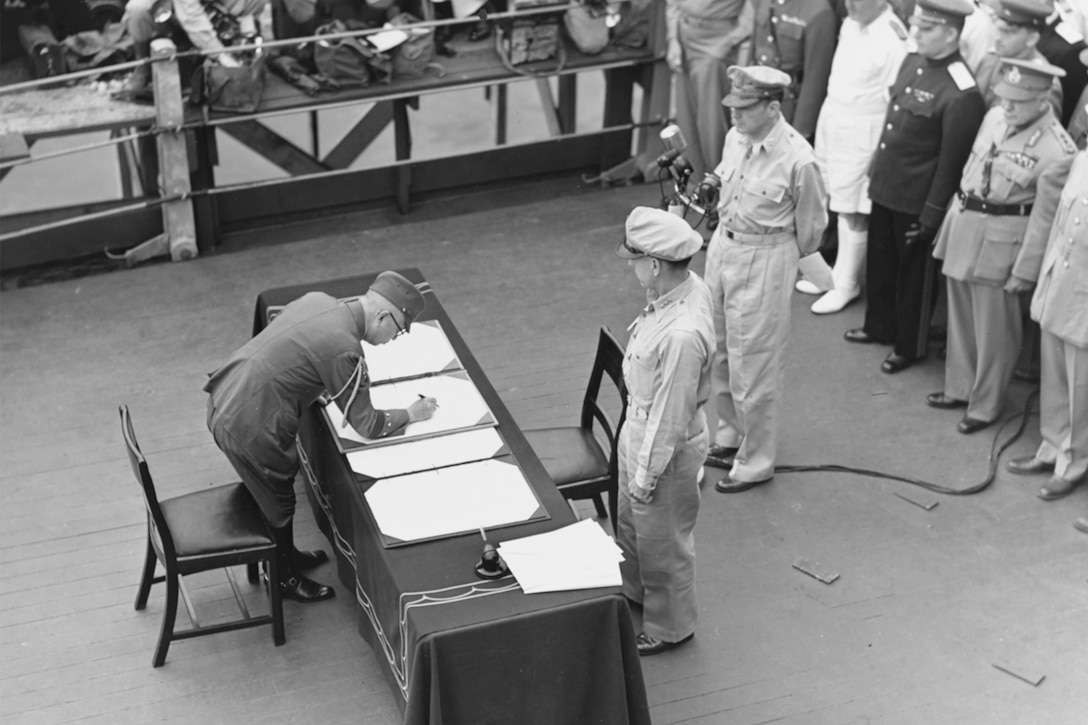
1003,135,1088,503
704,66,829,492
846,0,987,374
615,207,715,656
927,58,1076,434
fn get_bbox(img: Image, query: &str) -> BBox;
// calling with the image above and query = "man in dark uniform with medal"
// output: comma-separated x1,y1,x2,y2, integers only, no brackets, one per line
845,0,987,374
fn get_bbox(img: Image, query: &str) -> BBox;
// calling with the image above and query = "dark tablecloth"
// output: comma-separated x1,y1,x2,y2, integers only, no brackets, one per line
255,272,650,725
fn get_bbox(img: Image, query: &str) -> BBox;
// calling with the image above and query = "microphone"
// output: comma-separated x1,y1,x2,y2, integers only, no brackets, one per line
656,148,682,168
660,123,687,155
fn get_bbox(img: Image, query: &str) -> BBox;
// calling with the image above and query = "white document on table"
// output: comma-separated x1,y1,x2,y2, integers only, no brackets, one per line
361,320,461,384
498,519,624,594
364,459,542,543
325,371,494,446
347,427,506,479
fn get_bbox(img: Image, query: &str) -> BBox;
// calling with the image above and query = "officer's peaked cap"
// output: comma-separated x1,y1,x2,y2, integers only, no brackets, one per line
995,0,1052,29
910,0,974,26
721,66,792,108
617,207,703,262
994,57,1066,100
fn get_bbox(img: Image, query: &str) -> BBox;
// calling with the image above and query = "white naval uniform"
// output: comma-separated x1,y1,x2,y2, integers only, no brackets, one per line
814,5,909,214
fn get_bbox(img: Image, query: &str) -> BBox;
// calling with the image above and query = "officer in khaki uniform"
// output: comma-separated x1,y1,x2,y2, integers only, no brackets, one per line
748,0,839,140
1005,144,1088,501
847,0,987,373
928,58,1076,434
705,66,829,492
974,0,1065,114
615,207,715,656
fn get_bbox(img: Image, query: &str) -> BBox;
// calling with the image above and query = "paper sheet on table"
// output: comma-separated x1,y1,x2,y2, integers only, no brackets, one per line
364,459,542,542
347,427,506,479
361,320,461,384
326,371,494,446
498,519,624,594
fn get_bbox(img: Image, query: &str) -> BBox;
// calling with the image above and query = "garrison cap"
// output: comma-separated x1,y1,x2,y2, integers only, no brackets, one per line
910,0,974,26
616,207,703,262
369,271,425,330
994,0,1051,28
994,57,1066,100
721,65,791,108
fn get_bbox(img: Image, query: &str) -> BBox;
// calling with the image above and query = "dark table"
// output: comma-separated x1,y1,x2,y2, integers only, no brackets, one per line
254,271,650,725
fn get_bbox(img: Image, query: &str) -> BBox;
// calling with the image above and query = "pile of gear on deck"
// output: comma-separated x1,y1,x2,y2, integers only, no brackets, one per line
1,0,648,113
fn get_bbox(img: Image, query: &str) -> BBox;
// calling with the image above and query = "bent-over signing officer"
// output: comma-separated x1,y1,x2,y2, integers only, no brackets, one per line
204,272,438,602
616,207,715,657
846,0,987,373
929,58,1076,434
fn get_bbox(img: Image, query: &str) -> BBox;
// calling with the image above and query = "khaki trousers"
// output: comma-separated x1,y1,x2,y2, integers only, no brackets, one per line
1035,330,1088,484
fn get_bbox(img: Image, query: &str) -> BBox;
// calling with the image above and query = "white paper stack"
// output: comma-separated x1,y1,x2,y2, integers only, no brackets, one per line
348,427,505,479
498,519,624,594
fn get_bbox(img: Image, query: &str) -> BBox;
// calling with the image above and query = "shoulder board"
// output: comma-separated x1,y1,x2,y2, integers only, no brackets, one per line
888,17,908,42
1055,21,1084,44
947,61,975,91
1051,123,1077,154
1026,128,1042,147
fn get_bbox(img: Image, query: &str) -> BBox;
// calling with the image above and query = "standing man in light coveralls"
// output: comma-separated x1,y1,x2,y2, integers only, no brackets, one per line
615,207,715,657
928,58,1075,434
704,65,829,492
796,0,909,315
666,0,756,181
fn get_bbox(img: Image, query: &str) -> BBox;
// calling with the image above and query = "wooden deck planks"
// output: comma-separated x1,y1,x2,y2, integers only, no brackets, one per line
2,179,1088,724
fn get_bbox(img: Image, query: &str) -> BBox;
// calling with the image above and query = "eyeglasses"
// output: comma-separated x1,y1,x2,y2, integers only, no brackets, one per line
386,312,408,338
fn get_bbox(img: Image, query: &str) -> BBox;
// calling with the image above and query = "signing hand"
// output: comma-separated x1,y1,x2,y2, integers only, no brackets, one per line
1003,274,1034,294
408,396,438,422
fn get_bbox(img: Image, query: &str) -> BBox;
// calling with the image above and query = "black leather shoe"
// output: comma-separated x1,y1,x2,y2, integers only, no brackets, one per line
293,548,329,571
844,328,885,344
881,353,915,374
1013,367,1040,383
1038,476,1082,501
956,417,993,435
1005,456,1055,476
926,392,967,410
705,445,739,468
279,574,335,603
636,632,693,657
714,475,772,493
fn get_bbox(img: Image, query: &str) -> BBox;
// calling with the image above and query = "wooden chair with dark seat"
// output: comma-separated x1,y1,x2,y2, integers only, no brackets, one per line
120,405,285,667
523,327,628,530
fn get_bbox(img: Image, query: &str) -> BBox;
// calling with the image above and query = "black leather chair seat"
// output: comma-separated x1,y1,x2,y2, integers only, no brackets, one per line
160,483,275,560
524,427,609,486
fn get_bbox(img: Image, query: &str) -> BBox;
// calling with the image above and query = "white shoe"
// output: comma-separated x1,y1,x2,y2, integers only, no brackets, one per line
795,279,822,295
811,287,859,315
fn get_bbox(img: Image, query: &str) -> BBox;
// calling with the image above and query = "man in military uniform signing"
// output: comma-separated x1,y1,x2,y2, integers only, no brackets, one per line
615,207,715,656
748,0,838,142
204,272,438,602
705,66,829,492
1004,143,1088,501
928,58,1076,434
846,0,986,374
974,0,1064,114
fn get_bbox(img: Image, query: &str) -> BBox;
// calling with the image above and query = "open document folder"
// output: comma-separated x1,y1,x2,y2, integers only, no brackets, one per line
498,519,624,594
364,459,546,545
324,370,495,450
361,319,461,384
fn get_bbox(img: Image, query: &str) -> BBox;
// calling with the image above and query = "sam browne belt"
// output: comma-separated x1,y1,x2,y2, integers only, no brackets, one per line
957,190,1033,217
